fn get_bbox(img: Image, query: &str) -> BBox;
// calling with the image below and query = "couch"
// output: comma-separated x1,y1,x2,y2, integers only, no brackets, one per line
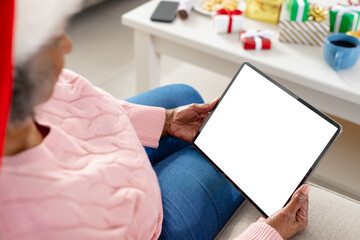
216,183,360,239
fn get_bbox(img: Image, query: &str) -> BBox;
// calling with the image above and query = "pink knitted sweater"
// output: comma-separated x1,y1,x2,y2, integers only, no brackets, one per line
0,70,282,240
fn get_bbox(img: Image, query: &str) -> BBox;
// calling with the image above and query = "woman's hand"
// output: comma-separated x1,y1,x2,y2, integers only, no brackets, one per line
258,184,310,240
163,98,219,142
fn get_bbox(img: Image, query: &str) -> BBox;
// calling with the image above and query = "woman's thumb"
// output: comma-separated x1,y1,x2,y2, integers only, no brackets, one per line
286,185,310,213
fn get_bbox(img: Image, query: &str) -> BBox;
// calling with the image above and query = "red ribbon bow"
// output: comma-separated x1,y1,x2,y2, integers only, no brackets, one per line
216,9,243,33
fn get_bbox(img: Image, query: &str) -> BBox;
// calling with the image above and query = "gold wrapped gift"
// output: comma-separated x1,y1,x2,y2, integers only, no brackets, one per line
245,0,284,24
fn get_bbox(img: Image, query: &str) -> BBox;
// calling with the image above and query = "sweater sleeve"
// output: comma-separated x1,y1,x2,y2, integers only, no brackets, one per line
234,222,283,240
118,101,165,148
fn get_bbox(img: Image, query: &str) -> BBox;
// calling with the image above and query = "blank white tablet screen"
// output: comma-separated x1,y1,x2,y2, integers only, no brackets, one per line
194,64,338,217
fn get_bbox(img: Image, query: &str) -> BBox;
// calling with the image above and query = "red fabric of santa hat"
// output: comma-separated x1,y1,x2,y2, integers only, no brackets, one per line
0,0,15,162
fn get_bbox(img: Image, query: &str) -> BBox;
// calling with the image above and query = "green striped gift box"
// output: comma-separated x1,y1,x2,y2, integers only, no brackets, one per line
279,3,329,46
279,20,329,46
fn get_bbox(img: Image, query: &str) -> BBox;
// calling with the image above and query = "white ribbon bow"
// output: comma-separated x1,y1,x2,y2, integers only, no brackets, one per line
240,29,275,39
241,29,275,50
332,5,360,32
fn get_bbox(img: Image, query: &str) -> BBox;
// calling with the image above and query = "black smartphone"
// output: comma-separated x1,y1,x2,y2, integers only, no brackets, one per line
151,1,179,23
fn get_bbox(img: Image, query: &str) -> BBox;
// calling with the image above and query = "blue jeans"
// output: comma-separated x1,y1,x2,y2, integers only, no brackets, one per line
126,85,244,240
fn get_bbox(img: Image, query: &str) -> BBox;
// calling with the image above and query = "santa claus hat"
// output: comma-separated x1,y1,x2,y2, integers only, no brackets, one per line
0,0,82,161
14,0,82,64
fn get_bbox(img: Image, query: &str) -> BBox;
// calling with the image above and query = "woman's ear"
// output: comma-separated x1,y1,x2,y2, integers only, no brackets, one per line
60,34,72,54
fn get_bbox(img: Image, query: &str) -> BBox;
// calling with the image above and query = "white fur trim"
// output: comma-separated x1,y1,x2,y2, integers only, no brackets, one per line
14,0,83,64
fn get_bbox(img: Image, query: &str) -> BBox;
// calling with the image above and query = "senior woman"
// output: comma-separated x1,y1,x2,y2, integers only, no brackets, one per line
0,0,310,239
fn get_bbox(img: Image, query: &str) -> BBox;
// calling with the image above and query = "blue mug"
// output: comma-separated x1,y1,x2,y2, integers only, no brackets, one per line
323,33,360,71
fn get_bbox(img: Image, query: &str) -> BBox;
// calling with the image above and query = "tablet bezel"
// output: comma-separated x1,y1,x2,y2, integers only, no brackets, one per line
192,62,342,218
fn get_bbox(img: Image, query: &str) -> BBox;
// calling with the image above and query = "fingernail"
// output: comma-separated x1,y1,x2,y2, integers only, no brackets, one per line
302,185,311,195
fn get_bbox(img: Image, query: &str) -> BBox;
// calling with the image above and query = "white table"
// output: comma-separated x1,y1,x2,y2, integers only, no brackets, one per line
122,0,360,125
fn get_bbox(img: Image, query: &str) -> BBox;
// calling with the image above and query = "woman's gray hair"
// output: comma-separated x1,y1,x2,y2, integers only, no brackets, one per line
10,48,57,125
11,0,82,125
10,0,82,125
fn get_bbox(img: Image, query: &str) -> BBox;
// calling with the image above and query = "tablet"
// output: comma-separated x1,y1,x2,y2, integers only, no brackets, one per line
192,62,342,218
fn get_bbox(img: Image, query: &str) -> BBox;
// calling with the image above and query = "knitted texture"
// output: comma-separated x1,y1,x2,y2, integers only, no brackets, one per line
0,69,165,240
234,222,283,240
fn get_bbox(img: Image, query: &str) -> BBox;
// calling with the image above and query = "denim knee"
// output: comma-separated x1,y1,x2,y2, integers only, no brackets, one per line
162,84,204,106
126,84,204,109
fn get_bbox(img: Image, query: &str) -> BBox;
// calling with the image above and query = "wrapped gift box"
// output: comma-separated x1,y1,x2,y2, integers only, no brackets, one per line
245,0,284,24
279,4,329,46
213,9,245,34
286,0,309,22
329,5,360,33
239,30,274,49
